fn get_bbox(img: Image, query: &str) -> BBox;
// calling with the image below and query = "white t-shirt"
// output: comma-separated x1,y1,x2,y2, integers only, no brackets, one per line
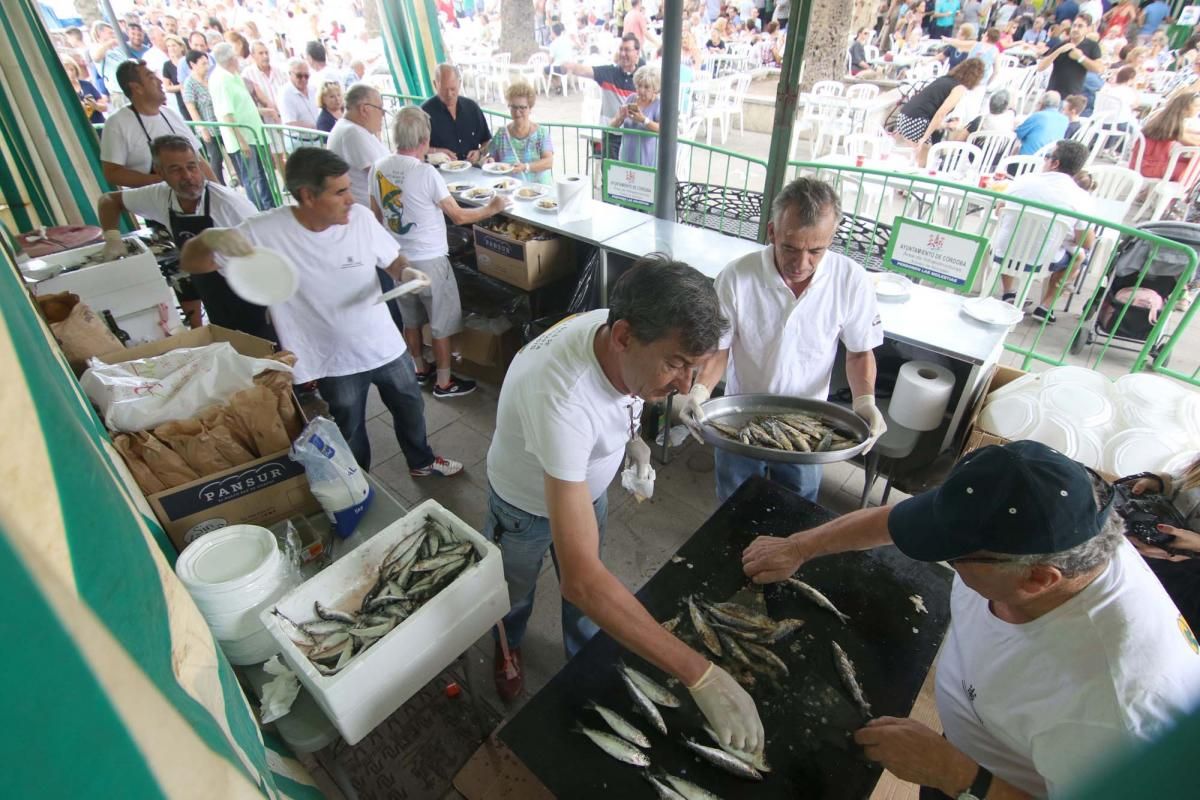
327,118,390,207
142,46,169,79
715,246,884,399
1078,0,1104,26
368,154,452,260
99,105,202,179
936,541,1200,797
231,205,405,382
120,181,257,234
279,83,318,127
995,171,1095,262
487,310,643,517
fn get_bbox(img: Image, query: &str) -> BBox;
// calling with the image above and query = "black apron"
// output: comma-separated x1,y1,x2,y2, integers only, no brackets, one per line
168,189,275,342
132,108,178,238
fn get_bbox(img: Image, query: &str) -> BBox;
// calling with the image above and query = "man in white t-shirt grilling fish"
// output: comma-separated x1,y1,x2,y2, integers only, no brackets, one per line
486,258,765,757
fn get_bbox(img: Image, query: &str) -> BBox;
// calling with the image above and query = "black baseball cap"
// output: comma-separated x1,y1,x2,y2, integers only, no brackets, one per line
888,440,1115,562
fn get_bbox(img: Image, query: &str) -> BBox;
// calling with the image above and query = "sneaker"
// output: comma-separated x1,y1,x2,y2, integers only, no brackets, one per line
493,642,523,702
410,456,464,478
1001,292,1017,304
1032,305,1057,323
414,366,435,386
432,376,477,399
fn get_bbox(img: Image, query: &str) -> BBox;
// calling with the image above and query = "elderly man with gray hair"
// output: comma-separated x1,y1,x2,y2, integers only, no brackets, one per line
683,177,887,504
421,63,492,163
327,82,390,207
209,41,274,210
1015,91,1069,155
744,439,1200,799
368,107,508,398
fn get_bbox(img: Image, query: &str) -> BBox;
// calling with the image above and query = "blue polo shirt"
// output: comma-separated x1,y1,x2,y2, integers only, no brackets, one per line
1016,109,1069,155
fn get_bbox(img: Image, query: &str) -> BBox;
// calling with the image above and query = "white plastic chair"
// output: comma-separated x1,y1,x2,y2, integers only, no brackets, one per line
1091,93,1128,126
996,155,1043,178
927,141,984,178
1134,144,1200,221
967,131,1017,172
812,80,845,97
521,52,552,95
846,83,879,102
1089,164,1143,215
991,206,1076,305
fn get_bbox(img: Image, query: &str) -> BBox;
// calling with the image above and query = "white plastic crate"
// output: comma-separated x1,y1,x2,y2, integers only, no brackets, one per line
260,499,509,744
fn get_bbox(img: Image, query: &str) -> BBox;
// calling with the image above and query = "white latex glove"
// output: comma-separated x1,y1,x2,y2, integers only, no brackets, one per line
400,266,432,290
853,394,887,455
688,662,764,754
621,437,656,501
100,229,127,261
195,227,255,258
678,383,710,444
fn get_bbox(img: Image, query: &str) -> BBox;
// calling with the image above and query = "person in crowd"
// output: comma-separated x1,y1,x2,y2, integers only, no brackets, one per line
1016,90,1069,154
369,107,507,399
759,20,784,66
305,40,341,100
1099,65,1140,113
1022,15,1049,46
64,58,106,125
125,21,149,58
1125,459,1200,629
1053,0,1079,23
941,25,1001,85
102,59,214,188
224,30,251,61
894,58,987,163
1136,0,1172,44
997,139,1095,318
743,439,1200,799
487,78,555,184
1133,92,1200,182
622,0,659,50
850,27,875,76
316,81,345,133
706,24,727,52
486,258,765,770
162,35,189,118
327,83,389,207
682,178,886,502
242,41,288,121
1144,29,1174,70
559,34,644,157
960,0,986,30
1098,23,1129,61
1166,58,1200,100
279,58,322,151
180,147,465,478
97,135,269,337
90,21,127,98
929,0,960,39
209,43,273,211
182,49,225,183
611,65,661,167
950,88,1015,137
1038,13,1104,98
422,64,492,163
1101,0,1138,38
547,21,578,90
141,25,170,78
1062,93,1088,137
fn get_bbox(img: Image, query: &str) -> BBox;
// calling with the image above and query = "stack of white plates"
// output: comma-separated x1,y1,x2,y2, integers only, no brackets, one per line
979,392,1039,440
1102,428,1176,476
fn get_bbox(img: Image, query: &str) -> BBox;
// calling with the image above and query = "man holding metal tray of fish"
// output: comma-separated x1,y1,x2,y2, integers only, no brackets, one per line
743,441,1200,799
486,257,765,756
682,177,888,503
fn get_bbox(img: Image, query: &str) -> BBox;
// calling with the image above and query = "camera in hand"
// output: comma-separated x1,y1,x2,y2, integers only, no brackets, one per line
1113,475,1194,557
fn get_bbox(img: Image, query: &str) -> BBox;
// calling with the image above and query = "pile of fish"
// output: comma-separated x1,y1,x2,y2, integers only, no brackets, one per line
271,515,479,676
706,413,861,453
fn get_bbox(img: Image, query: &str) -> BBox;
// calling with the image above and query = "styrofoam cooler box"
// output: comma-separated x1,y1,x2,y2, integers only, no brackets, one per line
260,499,509,744
33,237,182,343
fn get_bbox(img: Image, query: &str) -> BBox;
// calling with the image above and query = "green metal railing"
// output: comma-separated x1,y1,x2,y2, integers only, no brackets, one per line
787,160,1200,384
184,120,282,207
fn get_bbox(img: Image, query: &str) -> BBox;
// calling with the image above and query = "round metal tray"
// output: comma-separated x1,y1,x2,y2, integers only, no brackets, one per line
699,394,871,464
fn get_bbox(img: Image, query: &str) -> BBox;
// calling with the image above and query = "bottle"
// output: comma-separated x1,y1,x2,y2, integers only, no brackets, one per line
102,310,131,345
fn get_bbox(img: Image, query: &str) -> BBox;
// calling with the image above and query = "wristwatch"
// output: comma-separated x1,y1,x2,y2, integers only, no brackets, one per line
957,766,993,800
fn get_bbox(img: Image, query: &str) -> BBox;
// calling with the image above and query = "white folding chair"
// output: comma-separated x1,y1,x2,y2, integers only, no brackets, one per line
996,155,1043,178
967,131,1017,172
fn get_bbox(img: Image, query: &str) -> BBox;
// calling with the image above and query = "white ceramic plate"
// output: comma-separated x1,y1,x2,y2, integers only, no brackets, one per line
439,160,471,173
534,198,559,213
481,162,513,174
962,296,1023,327
224,247,298,305
463,187,495,202
873,272,912,300
374,279,427,305
513,185,547,201
492,178,519,193
445,181,472,194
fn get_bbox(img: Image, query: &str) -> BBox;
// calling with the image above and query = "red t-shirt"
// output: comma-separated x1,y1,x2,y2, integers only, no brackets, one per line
1134,137,1192,181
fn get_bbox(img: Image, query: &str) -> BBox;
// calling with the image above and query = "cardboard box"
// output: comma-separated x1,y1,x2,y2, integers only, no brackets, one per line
457,317,521,368
473,225,574,291
959,364,1029,457
97,325,319,550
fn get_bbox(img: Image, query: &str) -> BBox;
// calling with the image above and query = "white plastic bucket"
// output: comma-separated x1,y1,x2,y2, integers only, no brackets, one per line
176,524,296,665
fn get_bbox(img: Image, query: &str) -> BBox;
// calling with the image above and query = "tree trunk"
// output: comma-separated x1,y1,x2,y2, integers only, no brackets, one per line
364,0,381,38
498,0,539,62
73,0,103,27
798,0,855,89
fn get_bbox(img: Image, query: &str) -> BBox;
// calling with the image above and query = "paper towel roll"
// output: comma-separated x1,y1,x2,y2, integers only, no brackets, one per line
555,175,588,221
890,360,955,432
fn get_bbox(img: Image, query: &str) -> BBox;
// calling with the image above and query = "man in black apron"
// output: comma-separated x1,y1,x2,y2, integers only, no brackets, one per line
98,135,275,341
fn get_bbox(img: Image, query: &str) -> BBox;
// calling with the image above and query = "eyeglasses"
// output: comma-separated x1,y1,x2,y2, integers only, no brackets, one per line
292,73,310,78
363,103,385,112
508,104,530,110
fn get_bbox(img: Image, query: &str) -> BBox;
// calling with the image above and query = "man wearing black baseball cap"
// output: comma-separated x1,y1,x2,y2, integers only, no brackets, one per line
744,441,1200,799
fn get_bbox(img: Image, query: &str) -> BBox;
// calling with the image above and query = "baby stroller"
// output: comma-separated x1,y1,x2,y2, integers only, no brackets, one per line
1070,221,1200,366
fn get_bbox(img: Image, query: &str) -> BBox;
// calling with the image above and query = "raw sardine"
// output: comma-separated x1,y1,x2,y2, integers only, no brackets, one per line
663,771,726,800
688,596,723,657
585,701,651,748
682,737,763,781
620,662,682,708
574,724,651,767
785,578,851,624
644,773,688,800
702,725,771,772
832,640,872,718
620,669,668,735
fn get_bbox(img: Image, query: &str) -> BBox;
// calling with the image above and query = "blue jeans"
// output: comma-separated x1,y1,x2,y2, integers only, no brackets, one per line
487,487,608,659
315,353,434,472
230,148,274,211
714,449,822,504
